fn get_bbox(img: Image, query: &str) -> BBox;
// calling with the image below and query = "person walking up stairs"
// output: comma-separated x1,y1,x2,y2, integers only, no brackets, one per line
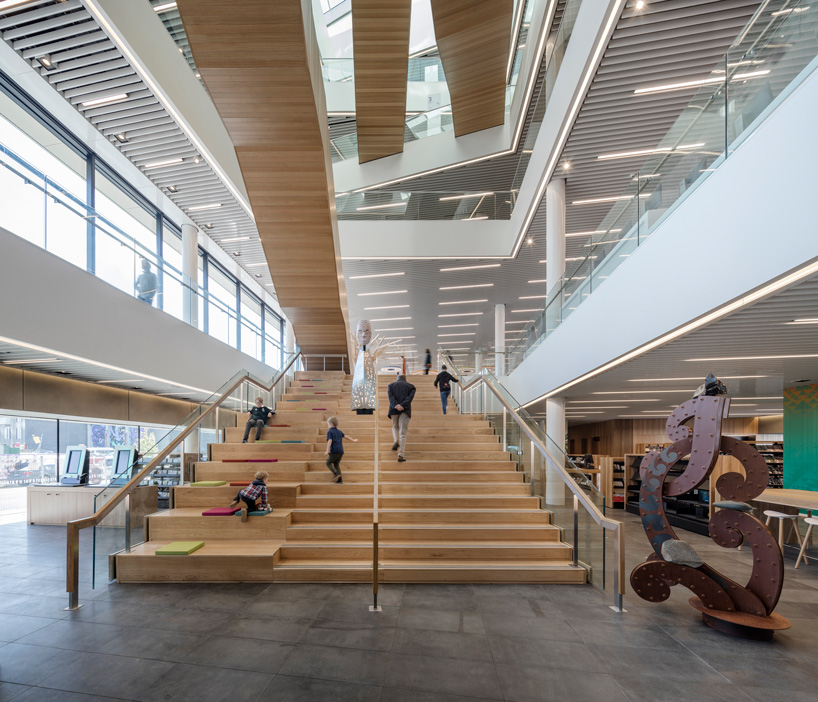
387,374,415,462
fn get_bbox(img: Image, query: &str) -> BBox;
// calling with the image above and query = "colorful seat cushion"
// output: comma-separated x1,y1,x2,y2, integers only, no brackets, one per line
190,480,226,486
230,481,251,486
202,507,240,516
156,541,204,555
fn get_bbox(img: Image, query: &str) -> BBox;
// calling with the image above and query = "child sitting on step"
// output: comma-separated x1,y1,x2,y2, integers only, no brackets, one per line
324,416,358,484
229,470,272,521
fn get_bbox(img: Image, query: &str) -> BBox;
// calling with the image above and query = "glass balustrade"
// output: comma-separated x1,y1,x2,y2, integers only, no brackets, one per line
0,142,284,368
336,190,516,221
507,0,818,373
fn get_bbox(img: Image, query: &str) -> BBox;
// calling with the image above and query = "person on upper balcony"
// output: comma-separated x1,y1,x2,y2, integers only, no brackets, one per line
135,259,158,306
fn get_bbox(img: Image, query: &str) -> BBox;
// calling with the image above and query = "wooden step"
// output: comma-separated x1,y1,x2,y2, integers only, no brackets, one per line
194,462,308,482
173,483,300,508
210,444,312,460
116,540,281,583
377,471,523,483
279,542,571,560
146,508,292,540
379,483,528,495
377,509,551,525
284,524,558,542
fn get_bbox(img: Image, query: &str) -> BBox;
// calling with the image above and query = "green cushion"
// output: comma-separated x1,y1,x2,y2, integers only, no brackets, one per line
156,541,204,555
190,480,226,487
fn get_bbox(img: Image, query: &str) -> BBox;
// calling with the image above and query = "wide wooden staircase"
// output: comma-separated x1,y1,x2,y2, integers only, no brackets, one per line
116,371,585,583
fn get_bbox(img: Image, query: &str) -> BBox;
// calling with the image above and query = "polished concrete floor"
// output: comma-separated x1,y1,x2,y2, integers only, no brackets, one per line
2,512,818,702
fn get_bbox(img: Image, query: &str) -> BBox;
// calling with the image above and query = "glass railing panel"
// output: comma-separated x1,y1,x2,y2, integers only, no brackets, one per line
336,191,514,221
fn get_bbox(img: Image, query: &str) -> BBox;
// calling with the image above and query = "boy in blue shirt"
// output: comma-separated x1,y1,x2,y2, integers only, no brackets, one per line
324,416,358,483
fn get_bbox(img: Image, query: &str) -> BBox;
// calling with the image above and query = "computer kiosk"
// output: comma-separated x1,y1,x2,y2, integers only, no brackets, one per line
111,446,138,486
60,446,90,486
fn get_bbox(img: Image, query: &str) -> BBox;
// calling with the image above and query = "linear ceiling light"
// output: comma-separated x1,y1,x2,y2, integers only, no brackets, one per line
374,327,413,331
439,284,493,291
732,397,783,400
785,318,818,324
629,375,767,382
97,379,144,384
519,295,547,299
437,332,477,336
245,262,267,268
357,290,407,296
528,279,547,284
569,399,660,403
370,316,411,321
154,1,178,11
511,308,540,313
506,321,530,325
3,358,60,365
0,0,39,10
355,202,407,211
634,71,770,95
144,158,184,169
349,272,405,279
438,323,480,328
221,236,251,243
364,305,410,310
439,300,488,305
438,312,484,317
80,93,129,107
572,195,648,205
440,264,501,272
685,354,818,361
439,192,495,201
596,145,705,161
187,203,222,211
467,216,489,221
383,336,414,339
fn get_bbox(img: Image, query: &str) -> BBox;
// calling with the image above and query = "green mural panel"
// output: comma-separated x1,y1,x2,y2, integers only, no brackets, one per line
783,384,818,490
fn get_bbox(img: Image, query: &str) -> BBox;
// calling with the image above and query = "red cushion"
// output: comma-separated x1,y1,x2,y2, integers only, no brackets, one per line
202,507,240,516
230,481,251,486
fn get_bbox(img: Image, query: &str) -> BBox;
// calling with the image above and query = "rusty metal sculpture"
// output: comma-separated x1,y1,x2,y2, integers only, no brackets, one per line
631,388,790,639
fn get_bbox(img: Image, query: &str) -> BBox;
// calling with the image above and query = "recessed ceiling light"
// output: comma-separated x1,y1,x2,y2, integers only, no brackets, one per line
188,203,222,211
374,327,414,331
526,237,534,244
437,333,476,336
80,93,129,108
686,354,818,361
193,156,202,164
440,264,501,272
439,284,493,291
383,336,414,339
629,375,766,382
114,132,128,143
562,162,571,170
356,202,407,211
439,192,495,202
246,262,267,268
364,305,410,310
438,312,484,318
154,1,178,11
349,272,405,279
369,316,411,321
167,185,178,193
438,300,488,305
634,71,769,95
357,290,407,296
221,236,251,243
438,323,480,328
144,158,184,169
232,251,241,256
204,223,215,230
528,279,547,284
786,318,818,325
4,358,60,365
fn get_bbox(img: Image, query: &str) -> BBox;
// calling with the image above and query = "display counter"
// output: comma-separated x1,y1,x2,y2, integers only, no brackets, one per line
27,484,158,527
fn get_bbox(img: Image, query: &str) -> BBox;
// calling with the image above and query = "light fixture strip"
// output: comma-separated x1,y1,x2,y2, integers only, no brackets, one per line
440,264,501,272
357,290,408,296
349,272,405,279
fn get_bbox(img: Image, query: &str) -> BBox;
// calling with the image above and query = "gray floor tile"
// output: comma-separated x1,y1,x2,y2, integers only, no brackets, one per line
0,682,27,702
219,615,311,643
495,663,629,702
183,635,294,673
97,627,208,663
138,663,272,702
488,635,605,671
317,601,399,627
396,607,481,634
588,642,727,683
0,643,86,685
398,592,479,613
39,652,174,700
0,614,57,643
177,589,258,613
260,583,336,601
258,674,381,701
99,584,189,608
12,690,122,702
741,688,818,702
252,597,327,620
385,653,503,699
15,621,127,653
705,652,818,694
480,613,580,642
300,619,396,651
131,607,235,635
392,628,492,662
279,644,389,686
380,690,491,702
614,676,753,702
568,618,685,649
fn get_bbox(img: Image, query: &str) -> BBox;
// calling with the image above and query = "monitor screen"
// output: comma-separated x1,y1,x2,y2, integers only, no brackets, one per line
65,450,81,475
115,451,130,476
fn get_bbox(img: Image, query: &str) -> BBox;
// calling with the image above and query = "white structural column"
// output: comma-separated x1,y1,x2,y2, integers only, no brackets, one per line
545,396,567,505
494,303,506,376
181,223,199,327
284,321,295,355
545,178,566,334
474,350,483,375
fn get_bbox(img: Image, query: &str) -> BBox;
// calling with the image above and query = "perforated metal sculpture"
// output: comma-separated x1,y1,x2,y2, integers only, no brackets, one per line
350,320,400,414
631,377,790,638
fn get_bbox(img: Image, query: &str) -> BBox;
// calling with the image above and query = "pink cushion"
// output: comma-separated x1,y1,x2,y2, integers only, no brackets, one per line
202,507,240,516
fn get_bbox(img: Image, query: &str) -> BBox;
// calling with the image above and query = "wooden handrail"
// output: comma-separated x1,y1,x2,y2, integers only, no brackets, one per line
65,352,301,609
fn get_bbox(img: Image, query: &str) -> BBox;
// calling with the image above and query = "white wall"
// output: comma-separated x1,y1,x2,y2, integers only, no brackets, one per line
503,63,818,404
0,228,274,392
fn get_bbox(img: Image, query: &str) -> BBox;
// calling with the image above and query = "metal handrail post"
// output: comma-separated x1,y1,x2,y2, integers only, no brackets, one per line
503,408,507,451
573,494,579,567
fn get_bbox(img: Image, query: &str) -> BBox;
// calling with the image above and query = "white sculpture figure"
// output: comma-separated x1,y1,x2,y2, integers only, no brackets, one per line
350,319,400,414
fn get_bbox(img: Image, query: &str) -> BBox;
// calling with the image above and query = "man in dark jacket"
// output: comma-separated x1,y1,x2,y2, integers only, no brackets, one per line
434,364,459,415
387,374,415,462
242,397,275,443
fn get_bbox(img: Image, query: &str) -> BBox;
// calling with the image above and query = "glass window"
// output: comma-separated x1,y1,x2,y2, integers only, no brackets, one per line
207,263,238,347
265,308,283,368
95,169,158,256
240,290,263,361
58,421,140,486
162,225,184,320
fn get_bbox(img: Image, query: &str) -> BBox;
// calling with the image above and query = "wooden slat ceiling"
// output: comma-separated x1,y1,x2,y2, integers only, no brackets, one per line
430,0,514,137
352,0,411,163
176,0,348,356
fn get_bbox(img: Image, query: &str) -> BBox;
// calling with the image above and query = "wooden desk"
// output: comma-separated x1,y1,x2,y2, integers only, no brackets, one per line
752,489,818,545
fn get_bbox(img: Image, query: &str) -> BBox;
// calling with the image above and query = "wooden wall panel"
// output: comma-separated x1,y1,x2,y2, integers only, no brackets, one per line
352,0,411,163
127,392,197,426
0,366,23,411
177,0,349,357
430,0,513,136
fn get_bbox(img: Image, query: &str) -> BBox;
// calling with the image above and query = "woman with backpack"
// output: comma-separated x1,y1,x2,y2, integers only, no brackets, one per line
434,364,459,415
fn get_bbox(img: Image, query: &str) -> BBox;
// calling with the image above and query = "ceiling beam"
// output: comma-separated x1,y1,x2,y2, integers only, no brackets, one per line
430,0,513,137
176,0,349,357
351,0,411,163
